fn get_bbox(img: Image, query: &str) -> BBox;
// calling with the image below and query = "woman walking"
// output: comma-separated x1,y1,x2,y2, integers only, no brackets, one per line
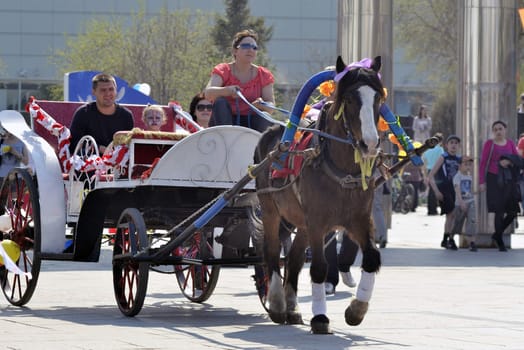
479,121,518,251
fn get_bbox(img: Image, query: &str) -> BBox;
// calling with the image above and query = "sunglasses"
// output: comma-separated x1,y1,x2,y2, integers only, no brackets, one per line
196,104,213,111
237,43,258,50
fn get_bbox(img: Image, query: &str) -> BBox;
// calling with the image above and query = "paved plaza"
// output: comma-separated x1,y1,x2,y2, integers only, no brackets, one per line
0,208,523,350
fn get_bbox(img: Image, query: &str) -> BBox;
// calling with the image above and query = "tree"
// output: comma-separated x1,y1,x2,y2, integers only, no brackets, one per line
394,0,457,84
212,0,274,67
52,8,221,106
394,0,458,134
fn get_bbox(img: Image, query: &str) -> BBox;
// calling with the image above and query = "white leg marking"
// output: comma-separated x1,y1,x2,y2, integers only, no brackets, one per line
268,271,285,312
311,282,327,316
356,270,375,302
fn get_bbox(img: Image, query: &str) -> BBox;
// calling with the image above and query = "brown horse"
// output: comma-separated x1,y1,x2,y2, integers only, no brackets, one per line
254,56,386,334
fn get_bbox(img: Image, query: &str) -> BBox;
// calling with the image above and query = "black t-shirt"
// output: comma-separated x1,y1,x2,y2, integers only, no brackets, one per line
435,152,461,186
69,102,134,152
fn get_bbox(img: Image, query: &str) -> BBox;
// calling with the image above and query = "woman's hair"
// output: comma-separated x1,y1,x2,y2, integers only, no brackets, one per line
189,92,206,122
231,29,258,49
418,105,427,117
141,105,166,124
492,120,507,129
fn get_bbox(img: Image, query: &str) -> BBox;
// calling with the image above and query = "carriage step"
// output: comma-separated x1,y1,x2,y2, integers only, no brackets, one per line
38,252,75,261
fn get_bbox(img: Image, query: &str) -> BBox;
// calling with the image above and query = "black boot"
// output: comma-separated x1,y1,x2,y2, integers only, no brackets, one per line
491,233,507,252
440,233,450,249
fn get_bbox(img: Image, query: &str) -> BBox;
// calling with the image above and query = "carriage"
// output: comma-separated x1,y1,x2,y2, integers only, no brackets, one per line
0,59,439,331
0,99,270,317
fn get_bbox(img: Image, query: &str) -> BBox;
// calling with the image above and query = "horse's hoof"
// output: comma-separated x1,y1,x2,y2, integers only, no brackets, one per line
268,311,287,324
286,311,304,325
310,314,332,334
345,299,369,326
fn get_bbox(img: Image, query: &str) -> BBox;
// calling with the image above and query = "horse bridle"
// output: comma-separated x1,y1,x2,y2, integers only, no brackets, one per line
313,81,384,189
334,81,384,152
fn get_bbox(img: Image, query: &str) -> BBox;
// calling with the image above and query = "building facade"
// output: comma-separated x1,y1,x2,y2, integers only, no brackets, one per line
0,0,428,114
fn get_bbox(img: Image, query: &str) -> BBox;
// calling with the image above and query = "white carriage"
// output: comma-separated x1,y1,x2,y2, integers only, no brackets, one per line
0,102,265,316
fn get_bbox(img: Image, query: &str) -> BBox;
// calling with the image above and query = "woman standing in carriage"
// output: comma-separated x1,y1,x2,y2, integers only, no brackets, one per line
204,29,276,133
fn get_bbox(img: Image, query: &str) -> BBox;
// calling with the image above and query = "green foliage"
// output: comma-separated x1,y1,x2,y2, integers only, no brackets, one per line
52,8,221,107
394,0,457,134
430,82,456,137
394,0,457,85
212,0,274,67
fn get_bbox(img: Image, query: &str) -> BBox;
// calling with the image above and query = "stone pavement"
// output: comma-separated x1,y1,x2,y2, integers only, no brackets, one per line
0,208,523,350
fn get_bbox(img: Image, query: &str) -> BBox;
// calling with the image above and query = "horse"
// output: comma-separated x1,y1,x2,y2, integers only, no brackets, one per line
254,56,386,334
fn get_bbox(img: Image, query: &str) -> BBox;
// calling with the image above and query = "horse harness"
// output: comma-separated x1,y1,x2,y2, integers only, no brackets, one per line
311,101,374,189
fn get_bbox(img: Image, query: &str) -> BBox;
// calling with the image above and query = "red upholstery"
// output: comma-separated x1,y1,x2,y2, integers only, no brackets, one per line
33,100,176,152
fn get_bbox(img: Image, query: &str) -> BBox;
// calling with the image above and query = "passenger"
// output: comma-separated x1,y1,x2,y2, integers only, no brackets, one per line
451,155,478,251
142,105,167,131
69,73,134,154
189,92,213,128
0,129,30,185
428,135,461,250
479,121,519,252
204,29,275,132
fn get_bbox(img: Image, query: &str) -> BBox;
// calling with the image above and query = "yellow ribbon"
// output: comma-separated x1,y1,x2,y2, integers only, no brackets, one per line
354,148,375,191
334,105,344,121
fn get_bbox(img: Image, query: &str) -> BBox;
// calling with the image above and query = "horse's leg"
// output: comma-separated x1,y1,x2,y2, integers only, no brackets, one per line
345,236,381,326
261,205,287,324
283,229,308,325
308,231,331,334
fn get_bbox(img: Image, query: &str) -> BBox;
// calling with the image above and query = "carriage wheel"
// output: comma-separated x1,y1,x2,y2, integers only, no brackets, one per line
0,168,41,306
175,229,220,303
112,208,149,317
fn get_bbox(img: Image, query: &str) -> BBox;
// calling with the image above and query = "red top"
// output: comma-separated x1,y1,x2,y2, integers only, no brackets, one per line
517,136,524,155
211,63,274,116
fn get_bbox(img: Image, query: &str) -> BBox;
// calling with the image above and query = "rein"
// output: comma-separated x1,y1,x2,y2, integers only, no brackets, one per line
314,102,375,190
237,91,356,146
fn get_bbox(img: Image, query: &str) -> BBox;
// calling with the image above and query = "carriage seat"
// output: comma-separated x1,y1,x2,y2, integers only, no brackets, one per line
112,128,189,179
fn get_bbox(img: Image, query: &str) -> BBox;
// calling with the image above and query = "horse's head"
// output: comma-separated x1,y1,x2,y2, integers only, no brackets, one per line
330,56,385,158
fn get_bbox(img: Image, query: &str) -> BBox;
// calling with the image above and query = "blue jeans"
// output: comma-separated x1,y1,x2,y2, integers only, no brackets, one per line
208,97,273,133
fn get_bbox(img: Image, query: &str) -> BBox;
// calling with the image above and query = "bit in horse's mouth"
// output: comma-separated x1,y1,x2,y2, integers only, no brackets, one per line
358,142,379,159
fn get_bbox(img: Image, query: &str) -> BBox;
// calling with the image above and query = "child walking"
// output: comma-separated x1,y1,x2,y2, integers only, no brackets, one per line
428,135,461,250
451,155,478,251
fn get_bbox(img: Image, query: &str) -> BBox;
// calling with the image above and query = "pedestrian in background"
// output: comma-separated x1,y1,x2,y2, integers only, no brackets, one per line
422,139,444,215
412,104,432,143
324,231,357,295
479,121,518,252
451,155,478,252
428,135,461,250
